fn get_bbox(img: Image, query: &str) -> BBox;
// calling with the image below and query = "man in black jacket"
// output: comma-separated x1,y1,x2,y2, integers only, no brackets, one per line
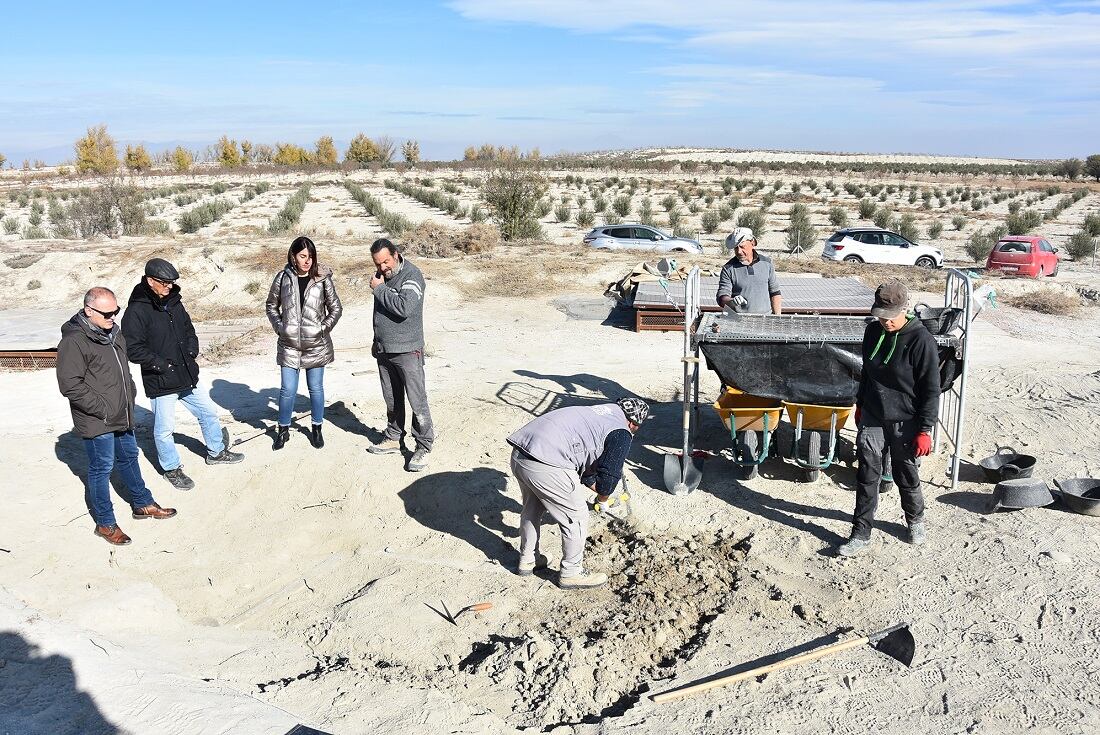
121,258,242,491
838,281,940,557
57,287,177,545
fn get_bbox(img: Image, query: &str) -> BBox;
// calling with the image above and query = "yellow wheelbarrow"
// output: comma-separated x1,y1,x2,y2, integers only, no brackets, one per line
713,389,784,480
781,402,854,482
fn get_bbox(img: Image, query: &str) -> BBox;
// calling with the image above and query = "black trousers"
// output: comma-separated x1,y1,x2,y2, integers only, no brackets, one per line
852,416,924,540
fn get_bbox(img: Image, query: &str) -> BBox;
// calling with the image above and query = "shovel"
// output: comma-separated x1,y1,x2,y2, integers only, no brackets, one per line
664,451,704,496
652,623,915,704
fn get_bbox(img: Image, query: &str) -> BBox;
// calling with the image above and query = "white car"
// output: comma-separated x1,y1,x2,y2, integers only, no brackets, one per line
582,224,703,254
821,227,942,268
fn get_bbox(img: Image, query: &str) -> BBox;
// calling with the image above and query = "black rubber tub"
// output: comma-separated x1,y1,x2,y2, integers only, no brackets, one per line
1053,478,1100,517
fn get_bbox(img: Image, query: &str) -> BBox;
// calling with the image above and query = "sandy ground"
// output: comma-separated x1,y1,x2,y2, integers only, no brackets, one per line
2,222,1100,734
2,151,1100,733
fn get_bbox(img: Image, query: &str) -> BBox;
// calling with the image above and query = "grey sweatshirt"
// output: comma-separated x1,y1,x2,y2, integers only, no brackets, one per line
372,257,426,354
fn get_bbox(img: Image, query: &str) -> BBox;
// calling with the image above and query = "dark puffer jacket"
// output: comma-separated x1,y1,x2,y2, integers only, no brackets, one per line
121,281,201,398
56,313,137,439
265,264,343,369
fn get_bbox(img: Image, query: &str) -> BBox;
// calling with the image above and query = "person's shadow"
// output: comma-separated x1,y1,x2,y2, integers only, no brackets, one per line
210,378,384,445
0,631,119,734
498,370,638,418
398,468,521,566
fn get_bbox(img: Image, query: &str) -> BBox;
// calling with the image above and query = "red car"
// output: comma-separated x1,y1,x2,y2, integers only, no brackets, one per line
985,235,1060,278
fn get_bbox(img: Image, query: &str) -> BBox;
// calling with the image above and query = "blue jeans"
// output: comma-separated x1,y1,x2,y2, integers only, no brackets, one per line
279,366,325,426
151,383,225,471
83,430,155,527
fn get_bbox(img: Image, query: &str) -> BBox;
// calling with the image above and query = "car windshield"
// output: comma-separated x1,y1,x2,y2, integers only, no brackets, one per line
828,232,845,242
997,241,1031,253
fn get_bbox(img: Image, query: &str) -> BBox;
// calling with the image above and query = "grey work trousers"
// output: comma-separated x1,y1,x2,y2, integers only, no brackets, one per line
510,448,589,576
852,416,925,540
377,350,434,451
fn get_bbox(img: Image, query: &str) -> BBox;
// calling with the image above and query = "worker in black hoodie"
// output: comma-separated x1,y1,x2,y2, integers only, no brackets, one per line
838,280,940,557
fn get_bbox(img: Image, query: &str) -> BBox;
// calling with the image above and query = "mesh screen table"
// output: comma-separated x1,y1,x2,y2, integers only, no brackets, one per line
633,276,874,315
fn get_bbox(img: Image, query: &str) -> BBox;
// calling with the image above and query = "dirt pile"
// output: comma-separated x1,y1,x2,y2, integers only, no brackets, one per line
460,525,752,729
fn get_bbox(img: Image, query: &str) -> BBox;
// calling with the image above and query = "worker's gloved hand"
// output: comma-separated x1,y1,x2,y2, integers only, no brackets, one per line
592,492,630,514
913,432,932,457
854,406,862,426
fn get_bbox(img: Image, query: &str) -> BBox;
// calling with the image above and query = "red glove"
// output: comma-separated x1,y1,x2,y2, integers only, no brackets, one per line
914,432,932,457
854,406,862,426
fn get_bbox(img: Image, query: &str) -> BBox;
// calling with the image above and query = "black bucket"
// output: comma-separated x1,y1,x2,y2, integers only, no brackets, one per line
979,446,1037,483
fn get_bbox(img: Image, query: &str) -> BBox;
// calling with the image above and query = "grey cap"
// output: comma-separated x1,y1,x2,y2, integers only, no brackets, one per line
871,280,908,319
144,258,179,282
725,227,755,249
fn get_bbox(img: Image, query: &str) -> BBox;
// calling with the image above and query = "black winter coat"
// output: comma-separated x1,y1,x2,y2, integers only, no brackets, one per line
121,281,201,398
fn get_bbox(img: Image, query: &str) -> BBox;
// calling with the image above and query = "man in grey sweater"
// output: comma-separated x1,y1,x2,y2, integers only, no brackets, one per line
717,227,782,314
366,238,434,472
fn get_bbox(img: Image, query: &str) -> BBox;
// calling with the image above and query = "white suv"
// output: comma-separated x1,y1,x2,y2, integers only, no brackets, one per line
821,227,942,268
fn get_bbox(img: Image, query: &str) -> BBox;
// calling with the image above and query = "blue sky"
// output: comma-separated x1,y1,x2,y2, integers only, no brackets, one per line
2,0,1098,163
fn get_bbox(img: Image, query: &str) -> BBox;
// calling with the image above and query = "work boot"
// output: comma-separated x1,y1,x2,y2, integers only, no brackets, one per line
367,438,401,455
907,522,926,546
837,536,871,557
206,447,244,465
407,448,430,472
94,525,132,546
310,423,324,449
558,569,608,590
272,426,290,450
517,553,549,577
132,503,178,520
163,467,195,491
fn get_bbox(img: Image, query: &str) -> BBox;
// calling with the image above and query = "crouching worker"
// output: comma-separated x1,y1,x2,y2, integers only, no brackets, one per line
838,281,940,557
506,398,649,590
57,287,177,546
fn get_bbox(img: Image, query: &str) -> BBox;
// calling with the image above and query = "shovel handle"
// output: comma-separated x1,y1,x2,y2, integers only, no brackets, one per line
652,635,870,704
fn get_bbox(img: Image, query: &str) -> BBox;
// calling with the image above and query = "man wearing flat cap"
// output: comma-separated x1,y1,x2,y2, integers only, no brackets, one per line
838,280,940,557
717,227,782,314
122,258,242,491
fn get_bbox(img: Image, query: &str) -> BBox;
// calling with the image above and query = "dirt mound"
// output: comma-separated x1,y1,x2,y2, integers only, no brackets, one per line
460,525,752,729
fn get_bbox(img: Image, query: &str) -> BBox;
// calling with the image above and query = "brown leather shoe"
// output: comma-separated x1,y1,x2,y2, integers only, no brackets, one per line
132,503,178,520
94,525,132,545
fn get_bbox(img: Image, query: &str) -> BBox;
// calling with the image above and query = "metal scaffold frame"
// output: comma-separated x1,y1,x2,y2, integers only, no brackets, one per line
673,267,974,491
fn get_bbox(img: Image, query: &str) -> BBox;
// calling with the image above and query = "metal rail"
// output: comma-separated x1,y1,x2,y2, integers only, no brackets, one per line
937,269,974,491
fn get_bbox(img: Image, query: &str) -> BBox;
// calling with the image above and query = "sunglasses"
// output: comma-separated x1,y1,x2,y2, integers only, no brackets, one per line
87,305,122,319
149,276,175,286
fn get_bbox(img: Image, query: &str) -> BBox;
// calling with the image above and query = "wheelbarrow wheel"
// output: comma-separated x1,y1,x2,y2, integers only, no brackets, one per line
736,430,759,480
802,431,822,483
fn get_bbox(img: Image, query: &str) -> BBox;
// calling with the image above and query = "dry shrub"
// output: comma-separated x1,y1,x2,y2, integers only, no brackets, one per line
770,256,948,294
5,254,44,269
402,221,502,257
455,222,500,253
1005,288,1081,315
460,258,563,300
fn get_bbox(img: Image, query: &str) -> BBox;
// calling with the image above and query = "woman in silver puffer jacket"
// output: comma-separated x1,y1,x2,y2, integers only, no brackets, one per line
265,236,343,450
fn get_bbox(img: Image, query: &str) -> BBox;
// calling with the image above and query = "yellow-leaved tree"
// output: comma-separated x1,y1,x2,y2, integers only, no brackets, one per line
74,125,119,174
124,144,153,171
171,146,194,172
344,134,381,166
314,136,338,166
217,136,242,168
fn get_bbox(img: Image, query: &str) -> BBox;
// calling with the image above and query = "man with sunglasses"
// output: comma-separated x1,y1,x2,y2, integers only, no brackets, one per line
122,258,242,491
57,287,177,545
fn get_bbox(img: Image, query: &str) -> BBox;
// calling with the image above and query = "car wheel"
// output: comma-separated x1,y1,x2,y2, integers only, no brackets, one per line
915,256,936,268
1036,265,1045,279
1050,262,1059,277
842,255,863,263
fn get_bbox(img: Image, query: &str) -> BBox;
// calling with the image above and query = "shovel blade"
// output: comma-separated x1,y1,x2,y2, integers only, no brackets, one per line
869,624,915,667
663,453,704,495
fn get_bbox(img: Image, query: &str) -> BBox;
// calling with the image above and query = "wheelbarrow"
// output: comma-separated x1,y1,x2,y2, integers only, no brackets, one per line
713,388,784,480
780,401,854,482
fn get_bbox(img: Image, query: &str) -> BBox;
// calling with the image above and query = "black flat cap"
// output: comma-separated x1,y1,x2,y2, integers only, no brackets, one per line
144,258,179,282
